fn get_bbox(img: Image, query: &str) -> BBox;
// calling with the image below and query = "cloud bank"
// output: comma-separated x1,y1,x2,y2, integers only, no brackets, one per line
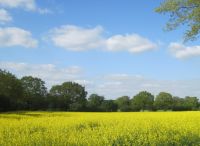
50,25,104,51
49,25,158,53
169,42,200,59
0,9,12,24
0,27,38,48
106,34,157,53
0,0,51,14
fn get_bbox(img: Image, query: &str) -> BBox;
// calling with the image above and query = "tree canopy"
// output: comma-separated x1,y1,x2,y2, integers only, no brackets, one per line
131,91,154,111
21,76,47,97
115,96,131,111
87,94,105,111
21,76,47,110
155,0,200,42
0,69,23,111
154,92,173,110
0,69,199,112
49,82,87,111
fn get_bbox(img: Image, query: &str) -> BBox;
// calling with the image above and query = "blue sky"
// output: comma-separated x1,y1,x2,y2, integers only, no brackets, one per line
0,0,200,98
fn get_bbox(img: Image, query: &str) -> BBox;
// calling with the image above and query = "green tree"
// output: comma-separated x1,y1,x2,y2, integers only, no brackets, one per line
49,85,67,110
184,96,199,110
115,96,131,111
100,100,118,112
87,94,104,111
21,76,47,110
155,0,200,41
49,82,87,111
131,91,154,111
154,92,173,110
0,69,23,111
172,96,186,111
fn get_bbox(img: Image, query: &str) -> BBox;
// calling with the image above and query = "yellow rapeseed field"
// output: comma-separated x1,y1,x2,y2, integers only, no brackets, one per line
0,112,200,146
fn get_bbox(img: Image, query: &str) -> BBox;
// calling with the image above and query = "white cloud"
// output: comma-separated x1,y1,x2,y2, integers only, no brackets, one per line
49,25,158,53
106,34,157,53
50,25,104,51
103,74,143,82
0,61,83,88
0,0,36,11
0,0,51,14
37,8,52,14
169,42,200,59
0,9,12,24
74,80,93,86
0,27,38,48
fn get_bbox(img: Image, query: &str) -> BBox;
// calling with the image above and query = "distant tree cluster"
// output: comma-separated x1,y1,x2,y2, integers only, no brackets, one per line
0,69,199,112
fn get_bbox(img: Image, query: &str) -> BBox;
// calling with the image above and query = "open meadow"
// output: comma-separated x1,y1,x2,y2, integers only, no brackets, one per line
0,112,200,146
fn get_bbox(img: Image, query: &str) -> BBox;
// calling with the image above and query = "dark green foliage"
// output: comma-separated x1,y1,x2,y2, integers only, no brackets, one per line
115,96,131,111
184,96,199,110
86,95,118,112
131,91,154,111
87,94,104,111
49,85,70,110
154,92,173,110
49,82,87,111
0,69,199,112
172,96,199,111
0,69,23,111
0,94,10,111
46,94,66,111
100,100,118,112
21,76,47,110
172,96,187,111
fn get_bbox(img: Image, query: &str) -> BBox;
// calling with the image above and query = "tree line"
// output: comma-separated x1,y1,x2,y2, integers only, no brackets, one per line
0,69,199,112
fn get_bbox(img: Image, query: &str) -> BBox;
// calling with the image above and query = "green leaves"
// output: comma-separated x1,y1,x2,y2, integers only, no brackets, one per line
49,82,87,111
131,91,154,111
155,0,200,42
0,69,23,111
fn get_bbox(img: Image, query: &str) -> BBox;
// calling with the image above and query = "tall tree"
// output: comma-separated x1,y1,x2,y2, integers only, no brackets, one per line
131,91,154,111
49,82,87,111
172,96,186,111
184,96,199,110
87,94,104,111
155,0,200,42
115,96,131,111
49,85,67,110
0,69,23,111
154,92,173,110
100,100,118,112
21,76,47,110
